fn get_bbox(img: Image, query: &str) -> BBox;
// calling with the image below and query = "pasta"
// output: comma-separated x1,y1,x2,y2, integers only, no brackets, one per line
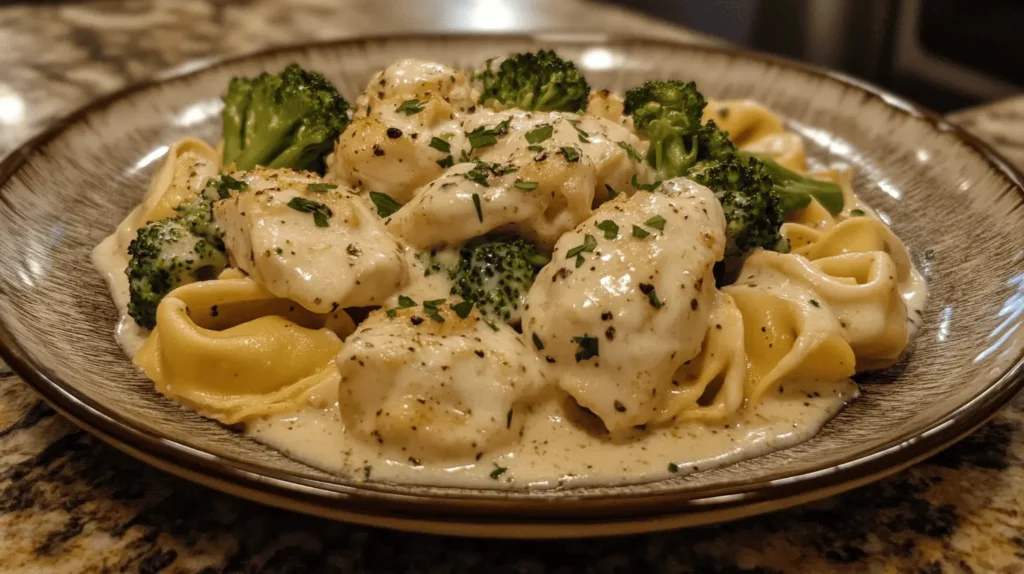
92,53,927,487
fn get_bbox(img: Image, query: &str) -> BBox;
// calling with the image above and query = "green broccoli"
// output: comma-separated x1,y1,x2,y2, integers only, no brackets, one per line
474,51,590,112
625,80,844,260
126,196,227,329
221,64,350,174
688,158,788,260
450,236,550,322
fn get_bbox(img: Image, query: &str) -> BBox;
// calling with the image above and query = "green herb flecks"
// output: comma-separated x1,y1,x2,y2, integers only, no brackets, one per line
369,191,403,218
429,136,451,154
524,124,553,144
643,214,666,231
573,335,599,362
472,193,483,222
307,183,337,193
559,146,581,163
532,333,545,351
617,141,643,162
631,174,661,191
396,99,425,115
452,300,474,319
595,220,619,239
514,180,538,191
632,224,650,239
287,197,332,227
566,234,597,259
467,117,512,149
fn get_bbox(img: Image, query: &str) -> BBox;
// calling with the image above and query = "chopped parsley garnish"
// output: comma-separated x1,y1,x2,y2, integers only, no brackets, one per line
363,465,372,479
640,283,663,309
472,193,483,222
719,107,730,118
643,214,666,231
484,319,500,332
605,184,618,199
463,167,490,187
809,299,820,308
575,254,585,268
632,224,650,239
307,183,337,193
514,180,538,191
396,99,424,115
668,462,679,473
569,120,590,143
595,220,619,239
566,234,597,259
369,191,403,218
436,155,454,169
506,408,513,429
617,141,643,162
527,144,544,152
559,146,581,162
532,333,545,351
452,300,474,319
429,136,451,154
386,308,397,318
286,197,332,227
397,295,417,308
573,335,599,362
631,174,661,191
423,298,446,323
467,117,511,149
490,463,508,480
524,124,553,144
850,209,865,216
210,174,249,199
458,149,471,163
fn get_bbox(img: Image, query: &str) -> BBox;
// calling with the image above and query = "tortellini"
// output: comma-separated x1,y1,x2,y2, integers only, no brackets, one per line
117,137,220,250
336,305,548,462
523,179,726,432
214,167,407,313
135,277,354,423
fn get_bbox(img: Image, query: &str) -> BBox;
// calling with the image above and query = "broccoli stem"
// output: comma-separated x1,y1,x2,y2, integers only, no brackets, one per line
742,152,844,214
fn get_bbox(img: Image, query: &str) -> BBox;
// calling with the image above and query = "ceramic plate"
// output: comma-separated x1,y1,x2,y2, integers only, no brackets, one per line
1,34,1023,538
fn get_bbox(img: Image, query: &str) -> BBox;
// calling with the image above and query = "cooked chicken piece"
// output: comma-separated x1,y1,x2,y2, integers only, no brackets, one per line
337,304,549,461
385,144,597,249
214,167,407,313
522,178,726,432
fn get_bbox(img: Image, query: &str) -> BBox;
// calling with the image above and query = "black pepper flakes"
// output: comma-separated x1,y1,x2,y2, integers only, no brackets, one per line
386,127,403,139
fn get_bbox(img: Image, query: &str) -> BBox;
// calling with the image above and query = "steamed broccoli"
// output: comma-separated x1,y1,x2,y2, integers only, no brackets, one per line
450,236,550,322
474,51,590,112
688,158,787,259
624,79,843,259
221,64,350,174
126,190,227,329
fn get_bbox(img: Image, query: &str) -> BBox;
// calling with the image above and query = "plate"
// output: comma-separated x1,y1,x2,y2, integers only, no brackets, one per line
1,34,1023,538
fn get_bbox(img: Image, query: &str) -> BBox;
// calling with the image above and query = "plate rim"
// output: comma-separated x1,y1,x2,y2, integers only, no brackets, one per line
1,32,1023,536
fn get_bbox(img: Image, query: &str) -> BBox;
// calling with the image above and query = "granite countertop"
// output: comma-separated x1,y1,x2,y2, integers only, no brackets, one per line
1,1,1023,572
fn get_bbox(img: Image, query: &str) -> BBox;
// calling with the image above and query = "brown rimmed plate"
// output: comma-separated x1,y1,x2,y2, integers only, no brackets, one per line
1,34,1023,538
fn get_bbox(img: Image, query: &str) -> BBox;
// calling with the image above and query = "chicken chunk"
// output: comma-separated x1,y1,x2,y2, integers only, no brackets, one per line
385,145,597,249
336,304,549,462
522,178,726,432
213,167,407,313
327,60,475,203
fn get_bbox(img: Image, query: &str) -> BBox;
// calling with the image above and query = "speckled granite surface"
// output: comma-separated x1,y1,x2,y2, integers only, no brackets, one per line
1,2,1023,572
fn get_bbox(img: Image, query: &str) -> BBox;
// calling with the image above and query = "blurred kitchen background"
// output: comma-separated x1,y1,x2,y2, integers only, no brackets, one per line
613,0,1023,113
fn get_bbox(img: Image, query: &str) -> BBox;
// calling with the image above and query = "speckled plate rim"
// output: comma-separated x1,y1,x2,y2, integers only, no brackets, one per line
2,33,1024,538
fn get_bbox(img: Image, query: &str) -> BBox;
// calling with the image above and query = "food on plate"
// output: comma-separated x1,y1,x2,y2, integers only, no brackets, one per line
93,50,927,488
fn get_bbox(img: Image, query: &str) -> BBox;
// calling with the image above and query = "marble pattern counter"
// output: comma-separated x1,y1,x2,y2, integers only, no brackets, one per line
1,1,1023,572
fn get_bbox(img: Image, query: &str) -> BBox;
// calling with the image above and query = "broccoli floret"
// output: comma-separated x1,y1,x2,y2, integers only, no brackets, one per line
450,236,550,322
625,80,845,260
474,51,590,112
688,158,787,260
221,64,350,174
126,215,227,329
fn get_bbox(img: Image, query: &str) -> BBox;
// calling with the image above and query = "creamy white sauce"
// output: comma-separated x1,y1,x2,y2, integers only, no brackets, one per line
249,379,856,488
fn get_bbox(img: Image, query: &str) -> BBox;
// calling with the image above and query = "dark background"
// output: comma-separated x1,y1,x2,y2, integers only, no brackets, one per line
612,0,1023,113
